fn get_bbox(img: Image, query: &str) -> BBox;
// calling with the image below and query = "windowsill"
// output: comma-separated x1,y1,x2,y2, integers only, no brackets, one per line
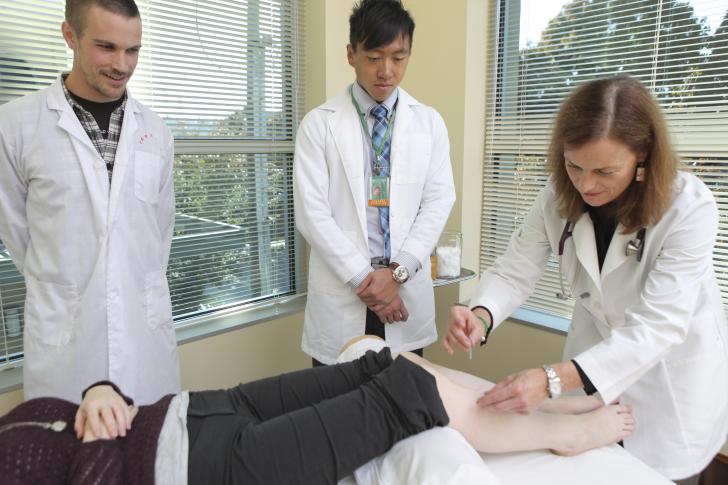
0,294,308,395
175,293,307,344
509,307,569,334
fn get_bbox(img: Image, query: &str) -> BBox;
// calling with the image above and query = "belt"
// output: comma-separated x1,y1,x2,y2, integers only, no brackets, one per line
371,257,390,269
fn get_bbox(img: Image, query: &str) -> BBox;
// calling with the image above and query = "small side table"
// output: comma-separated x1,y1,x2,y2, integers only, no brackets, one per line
432,268,476,287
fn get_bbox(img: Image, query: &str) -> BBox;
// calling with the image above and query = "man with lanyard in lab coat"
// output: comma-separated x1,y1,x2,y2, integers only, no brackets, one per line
0,0,180,404
294,0,456,366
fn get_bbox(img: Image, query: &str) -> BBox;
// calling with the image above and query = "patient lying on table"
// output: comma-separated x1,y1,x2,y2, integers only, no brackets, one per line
0,338,633,485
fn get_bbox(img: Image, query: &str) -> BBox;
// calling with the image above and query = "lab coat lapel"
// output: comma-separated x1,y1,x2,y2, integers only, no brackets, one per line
107,97,139,224
328,95,368,239
572,212,602,292
49,82,108,224
390,92,412,173
387,90,412,249
600,224,637,280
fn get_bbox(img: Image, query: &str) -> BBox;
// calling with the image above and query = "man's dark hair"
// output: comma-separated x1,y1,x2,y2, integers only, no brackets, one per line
66,0,140,36
349,0,415,51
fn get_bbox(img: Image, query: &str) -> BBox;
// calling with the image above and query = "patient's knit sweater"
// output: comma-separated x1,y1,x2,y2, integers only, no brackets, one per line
0,388,173,485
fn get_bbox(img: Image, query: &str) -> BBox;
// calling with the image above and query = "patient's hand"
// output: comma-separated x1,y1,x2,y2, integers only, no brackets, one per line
75,385,138,441
82,418,111,443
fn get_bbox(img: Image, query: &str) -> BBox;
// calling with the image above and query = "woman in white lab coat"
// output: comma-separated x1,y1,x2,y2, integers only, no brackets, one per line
444,75,728,483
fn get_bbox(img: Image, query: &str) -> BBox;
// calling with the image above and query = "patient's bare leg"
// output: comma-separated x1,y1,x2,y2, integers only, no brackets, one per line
420,356,606,415
399,352,634,456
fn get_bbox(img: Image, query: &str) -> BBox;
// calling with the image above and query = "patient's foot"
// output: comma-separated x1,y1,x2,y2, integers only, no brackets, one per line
539,395,604,415
552,404,634,456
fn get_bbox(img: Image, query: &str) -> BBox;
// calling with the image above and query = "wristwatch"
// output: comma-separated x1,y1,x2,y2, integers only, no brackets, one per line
389,262,410,284
542,365,562,399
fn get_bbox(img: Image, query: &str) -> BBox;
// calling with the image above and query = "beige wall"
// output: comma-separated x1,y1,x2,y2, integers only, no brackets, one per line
0,387,21,415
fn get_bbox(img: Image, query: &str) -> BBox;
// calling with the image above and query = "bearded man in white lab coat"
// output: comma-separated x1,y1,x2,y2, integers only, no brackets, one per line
294,0,456,366
0,0,180,404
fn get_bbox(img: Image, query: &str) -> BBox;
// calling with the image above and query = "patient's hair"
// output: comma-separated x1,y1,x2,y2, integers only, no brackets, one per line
350,0,415,51
547,75,679,233
66,0,140,37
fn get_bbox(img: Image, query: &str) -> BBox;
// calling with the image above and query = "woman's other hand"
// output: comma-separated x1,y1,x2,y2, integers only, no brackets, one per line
443,305,486,355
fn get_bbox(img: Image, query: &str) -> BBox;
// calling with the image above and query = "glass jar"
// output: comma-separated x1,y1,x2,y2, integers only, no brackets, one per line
436,230,462,278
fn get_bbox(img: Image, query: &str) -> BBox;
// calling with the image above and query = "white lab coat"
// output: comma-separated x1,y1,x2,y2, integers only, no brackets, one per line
294,86,455,364
0,78,180,404
470,171,728,479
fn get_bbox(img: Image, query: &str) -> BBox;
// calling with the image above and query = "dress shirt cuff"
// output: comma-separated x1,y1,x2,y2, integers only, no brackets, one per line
391,251,420,278
349,266,375,289
571,359,598,396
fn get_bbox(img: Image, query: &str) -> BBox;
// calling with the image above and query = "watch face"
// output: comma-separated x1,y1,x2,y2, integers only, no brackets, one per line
543,366,561,398
551,381,562,396
393,266,409,283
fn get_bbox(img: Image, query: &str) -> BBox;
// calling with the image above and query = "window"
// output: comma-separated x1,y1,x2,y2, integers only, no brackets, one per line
482,0,728,324
0,0,304,368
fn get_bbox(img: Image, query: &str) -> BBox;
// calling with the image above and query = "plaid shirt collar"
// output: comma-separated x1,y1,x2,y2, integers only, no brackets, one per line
60,74,127,182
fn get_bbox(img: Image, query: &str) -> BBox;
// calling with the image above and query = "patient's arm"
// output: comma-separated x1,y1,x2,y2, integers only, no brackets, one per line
398,352,633,456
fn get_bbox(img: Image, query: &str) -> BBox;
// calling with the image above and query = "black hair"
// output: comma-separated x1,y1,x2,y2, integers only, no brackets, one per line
349,0,415,51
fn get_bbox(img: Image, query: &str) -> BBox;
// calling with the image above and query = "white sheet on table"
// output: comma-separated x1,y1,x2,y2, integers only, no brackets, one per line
350,428,501,485
339,428,673,485
482,445,673,485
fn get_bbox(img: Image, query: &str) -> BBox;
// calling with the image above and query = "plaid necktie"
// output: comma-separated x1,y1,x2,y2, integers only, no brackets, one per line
371,104,391,260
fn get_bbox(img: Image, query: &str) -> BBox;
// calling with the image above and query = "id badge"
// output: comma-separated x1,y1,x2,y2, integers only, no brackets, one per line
368,176,390,207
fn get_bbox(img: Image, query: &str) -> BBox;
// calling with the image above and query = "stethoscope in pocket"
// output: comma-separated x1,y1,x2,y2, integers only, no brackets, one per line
556,221,646,300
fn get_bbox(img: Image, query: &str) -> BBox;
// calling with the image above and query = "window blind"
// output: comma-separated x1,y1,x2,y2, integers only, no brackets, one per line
0,0,304,369
482,0,728,322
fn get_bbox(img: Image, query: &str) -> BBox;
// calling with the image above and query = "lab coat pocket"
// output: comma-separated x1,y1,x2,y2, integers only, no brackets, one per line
134,151,162,204
307,246,352,296
145,269,174,329
24,274,78,347
666,354,727,444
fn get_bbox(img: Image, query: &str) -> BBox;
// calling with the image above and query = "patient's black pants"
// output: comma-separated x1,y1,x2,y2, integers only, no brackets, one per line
185,349,449,485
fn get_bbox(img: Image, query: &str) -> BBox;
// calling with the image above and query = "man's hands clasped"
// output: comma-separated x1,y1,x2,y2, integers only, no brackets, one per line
357,268,408,323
